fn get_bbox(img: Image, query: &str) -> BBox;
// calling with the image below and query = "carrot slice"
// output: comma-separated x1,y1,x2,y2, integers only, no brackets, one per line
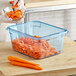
6,10,23,20
8,56,40,66
6,12,11,17
11,61,42,70
10,1,14,4
12,4,18,8
34,35,41,38
17,10,23,14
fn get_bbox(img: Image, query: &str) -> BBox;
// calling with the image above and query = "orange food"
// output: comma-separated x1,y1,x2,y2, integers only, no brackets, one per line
10,1,14,4
11,61,42,70
12,4,19,8
8,56,40,66
6,10,23,20
12,36,59,59
34,35,41,38
17,10,23,14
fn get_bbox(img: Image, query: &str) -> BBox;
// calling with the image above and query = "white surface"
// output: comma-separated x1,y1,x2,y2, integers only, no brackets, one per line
25,4,76,13
0,0,12,10
28,10,64,28
64,8,76,40
0,23,16,42
0,15,12,23
3,7,10,12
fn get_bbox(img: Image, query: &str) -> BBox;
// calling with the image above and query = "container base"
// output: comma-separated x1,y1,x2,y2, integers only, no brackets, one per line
14,49,61,59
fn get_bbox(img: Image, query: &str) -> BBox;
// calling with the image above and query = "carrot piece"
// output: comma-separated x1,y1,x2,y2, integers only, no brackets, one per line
17,10,23,14
34,35,41,38
11,61,42,70
55,51,59,54
10,1,14,4
50,52,55,55
12,4,18,8
6,13,11,17
10,11,14,14
16,14,22,18
6,9,23,20
8,56,40,66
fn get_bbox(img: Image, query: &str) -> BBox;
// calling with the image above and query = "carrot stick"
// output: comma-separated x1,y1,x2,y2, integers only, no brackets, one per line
8,56,40,66
11,61,42,70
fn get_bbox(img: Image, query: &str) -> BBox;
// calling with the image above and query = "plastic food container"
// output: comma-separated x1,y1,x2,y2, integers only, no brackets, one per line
7,21,67,59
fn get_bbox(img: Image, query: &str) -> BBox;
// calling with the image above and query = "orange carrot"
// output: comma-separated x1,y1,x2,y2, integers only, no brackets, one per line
8,56,40,66
11,61,42,70
55,51,59,54
6,10,23,20
10,1,14,4
12,4,18,8
34,35,41,38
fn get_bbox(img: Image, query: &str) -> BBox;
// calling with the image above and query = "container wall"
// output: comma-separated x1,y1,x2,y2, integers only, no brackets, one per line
9,31,65,59
8,21,67,59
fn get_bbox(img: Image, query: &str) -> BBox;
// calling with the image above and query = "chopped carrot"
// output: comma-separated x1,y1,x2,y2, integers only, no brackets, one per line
8,56,40,66
16,14,22,18
10,11,14,13
12,36,59,59
12,4,18,8
17,10,23,14
50,52,55,55
11,61,43,70
55,51,59,54
6,10,23,20
6,12,11,17
34,35,41,38
10,1,14,4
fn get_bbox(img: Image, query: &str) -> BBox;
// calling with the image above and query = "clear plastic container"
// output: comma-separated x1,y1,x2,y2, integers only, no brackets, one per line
7,21,67,59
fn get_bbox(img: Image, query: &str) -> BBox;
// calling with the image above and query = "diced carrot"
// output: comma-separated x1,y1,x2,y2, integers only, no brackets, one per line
34,35,41,38
17,10,23,14
20,36,25,41
6,10,23,20
6,13,11,17
12,4,18,8
12,36,58,59
50,52,55,55
10,11,14,14
16,14,22,18
10,1,14,4
55,51,59,54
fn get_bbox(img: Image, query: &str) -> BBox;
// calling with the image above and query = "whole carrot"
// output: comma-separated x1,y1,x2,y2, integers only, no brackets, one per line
8,56,39,66
11,61,42,70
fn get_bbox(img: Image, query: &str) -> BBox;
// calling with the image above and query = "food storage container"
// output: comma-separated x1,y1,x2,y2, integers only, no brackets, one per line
7,21,67,59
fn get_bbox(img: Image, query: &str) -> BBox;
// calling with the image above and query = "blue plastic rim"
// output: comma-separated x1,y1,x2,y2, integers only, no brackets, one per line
7,21,67,39
7,21,68,59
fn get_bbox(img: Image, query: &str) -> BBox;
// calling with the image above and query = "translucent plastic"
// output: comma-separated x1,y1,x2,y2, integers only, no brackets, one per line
7,21,67,59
